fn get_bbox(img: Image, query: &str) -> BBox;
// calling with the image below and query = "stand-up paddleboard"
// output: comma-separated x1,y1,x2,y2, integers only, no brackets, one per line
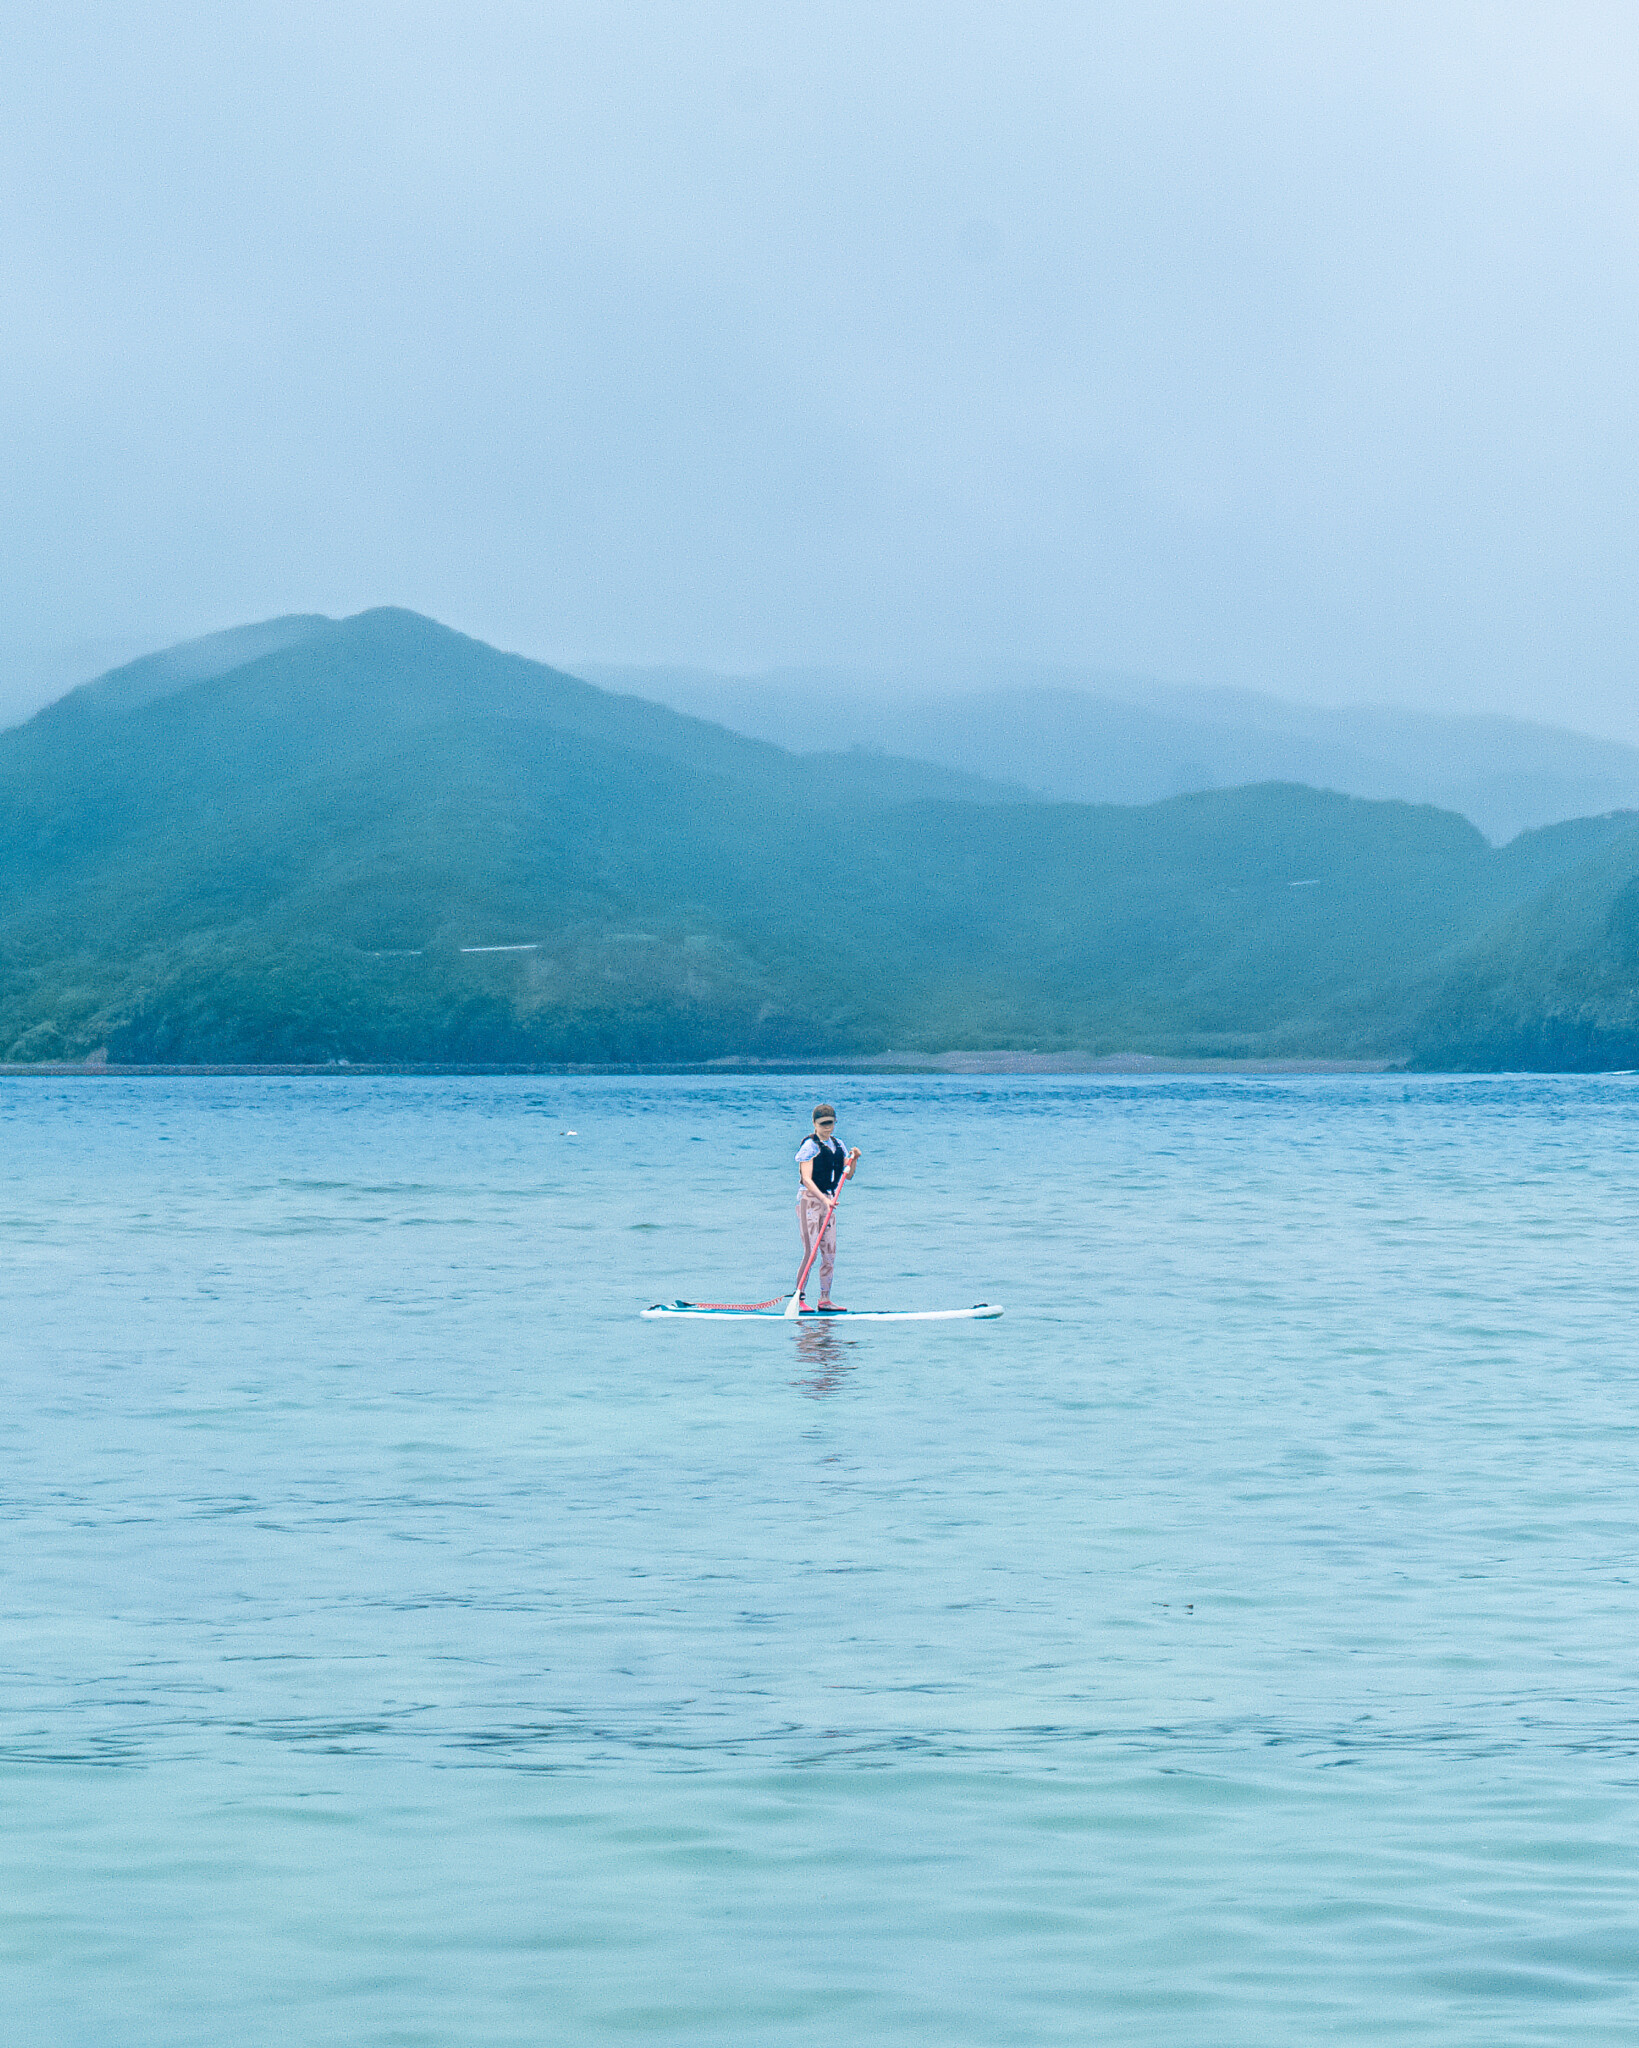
648,1153,1003,1323
643,1300,1002,1321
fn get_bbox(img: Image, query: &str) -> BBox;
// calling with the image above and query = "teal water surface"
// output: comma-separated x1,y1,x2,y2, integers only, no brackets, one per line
3,1074,1637,2043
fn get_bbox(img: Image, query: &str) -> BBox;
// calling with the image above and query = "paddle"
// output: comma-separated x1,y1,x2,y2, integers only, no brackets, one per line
786,1174,845,1318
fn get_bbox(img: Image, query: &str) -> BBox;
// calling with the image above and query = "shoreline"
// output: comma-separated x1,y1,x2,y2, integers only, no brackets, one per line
0,1052,1400,1077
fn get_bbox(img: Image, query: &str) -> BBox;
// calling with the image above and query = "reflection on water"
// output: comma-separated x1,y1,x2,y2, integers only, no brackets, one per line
791,1320,857,1396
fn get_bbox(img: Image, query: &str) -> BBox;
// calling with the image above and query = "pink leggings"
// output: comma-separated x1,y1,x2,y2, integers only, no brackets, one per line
796,1192,837,1299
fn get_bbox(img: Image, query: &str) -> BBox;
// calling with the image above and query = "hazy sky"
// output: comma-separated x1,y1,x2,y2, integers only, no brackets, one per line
5,3,1637,733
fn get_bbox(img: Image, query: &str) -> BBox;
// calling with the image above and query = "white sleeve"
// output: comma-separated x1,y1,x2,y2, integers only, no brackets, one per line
796,1139,820,1163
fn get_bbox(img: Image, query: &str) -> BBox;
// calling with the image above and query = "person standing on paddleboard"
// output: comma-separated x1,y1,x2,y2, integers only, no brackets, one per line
796,1105,860,1312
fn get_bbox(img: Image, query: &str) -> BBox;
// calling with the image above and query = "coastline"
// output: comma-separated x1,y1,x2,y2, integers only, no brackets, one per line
0,1052,1399,1077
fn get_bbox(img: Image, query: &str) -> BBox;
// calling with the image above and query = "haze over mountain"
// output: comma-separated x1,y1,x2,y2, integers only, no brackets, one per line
587,664,1639,846
4,609,1638,1069
11,11,1639,750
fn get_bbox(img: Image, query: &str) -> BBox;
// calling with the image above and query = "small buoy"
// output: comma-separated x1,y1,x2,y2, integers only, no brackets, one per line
563,1130,578,1136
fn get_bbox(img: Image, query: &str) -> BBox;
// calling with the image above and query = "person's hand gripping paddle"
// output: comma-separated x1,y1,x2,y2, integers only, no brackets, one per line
786,1178,843,1318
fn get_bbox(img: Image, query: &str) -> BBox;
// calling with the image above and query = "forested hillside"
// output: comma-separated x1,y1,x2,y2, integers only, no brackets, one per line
1410,821,1639,1069
1,610,1633,1065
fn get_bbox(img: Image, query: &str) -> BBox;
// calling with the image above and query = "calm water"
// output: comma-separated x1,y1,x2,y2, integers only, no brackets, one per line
3,1073,1638,2043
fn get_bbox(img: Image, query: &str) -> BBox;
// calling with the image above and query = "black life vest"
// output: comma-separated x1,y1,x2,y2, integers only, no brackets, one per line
801,1133,846,1195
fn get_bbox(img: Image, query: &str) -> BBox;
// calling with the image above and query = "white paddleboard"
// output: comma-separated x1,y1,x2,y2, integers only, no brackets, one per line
643,1301,1003,1322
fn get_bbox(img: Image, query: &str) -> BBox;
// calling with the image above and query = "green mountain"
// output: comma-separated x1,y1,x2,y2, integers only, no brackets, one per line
0,608,1630,1065
1409,821,1639,1069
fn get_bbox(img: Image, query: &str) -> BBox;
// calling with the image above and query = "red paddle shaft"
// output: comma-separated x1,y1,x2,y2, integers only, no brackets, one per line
787,1172,848,1316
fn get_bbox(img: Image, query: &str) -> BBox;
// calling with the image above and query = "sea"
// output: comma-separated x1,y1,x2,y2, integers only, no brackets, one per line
3,1072,1637,2044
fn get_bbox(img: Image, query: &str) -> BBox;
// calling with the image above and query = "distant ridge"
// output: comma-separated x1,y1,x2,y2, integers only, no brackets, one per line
586,660,1639,844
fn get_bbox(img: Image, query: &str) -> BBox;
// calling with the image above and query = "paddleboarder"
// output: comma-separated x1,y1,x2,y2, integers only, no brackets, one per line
795,1105,860,1312
641,1104,994,1319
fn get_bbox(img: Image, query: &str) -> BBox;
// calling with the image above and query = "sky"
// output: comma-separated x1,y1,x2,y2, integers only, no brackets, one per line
4,3,1637,735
